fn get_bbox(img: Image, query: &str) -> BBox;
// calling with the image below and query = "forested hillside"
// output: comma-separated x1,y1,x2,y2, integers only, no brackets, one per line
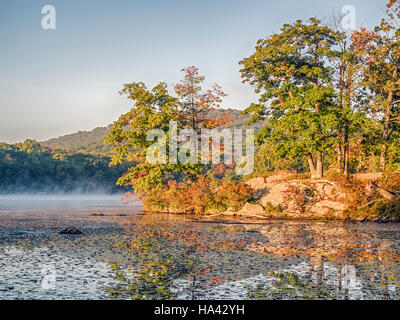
41,126,111,155
41,108,266,155
0,141,132,194
0,108,264,194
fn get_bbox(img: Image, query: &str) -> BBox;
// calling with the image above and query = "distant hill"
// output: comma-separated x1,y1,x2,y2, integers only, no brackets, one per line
41,108,266,155
41,126,111,155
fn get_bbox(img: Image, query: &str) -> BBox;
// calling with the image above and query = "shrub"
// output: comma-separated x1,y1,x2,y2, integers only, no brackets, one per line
264,202,284,214
381,170,400,193
142,176,252,214
282,185,308,213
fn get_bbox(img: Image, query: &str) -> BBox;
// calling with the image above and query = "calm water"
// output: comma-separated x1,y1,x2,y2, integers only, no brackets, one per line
0,195,400,300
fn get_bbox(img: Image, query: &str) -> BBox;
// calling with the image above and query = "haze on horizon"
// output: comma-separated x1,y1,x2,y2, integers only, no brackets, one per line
0,0,386,143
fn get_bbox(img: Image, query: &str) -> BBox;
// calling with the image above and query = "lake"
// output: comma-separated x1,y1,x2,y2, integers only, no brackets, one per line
0,195,400,300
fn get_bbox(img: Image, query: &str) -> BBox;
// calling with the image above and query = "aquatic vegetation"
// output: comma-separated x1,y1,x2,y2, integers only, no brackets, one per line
246,271,338,300
103,223,202,299
104,259,179,300
2,203,400,300
102,220,253,299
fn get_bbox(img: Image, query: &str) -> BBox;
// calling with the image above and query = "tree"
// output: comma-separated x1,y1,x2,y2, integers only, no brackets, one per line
240,18,342,178
330,14,373,176
105,67,227,208
352,1,400,171
174,66,227,132
19,139,42,153
106,82,183,197
0,143,128,193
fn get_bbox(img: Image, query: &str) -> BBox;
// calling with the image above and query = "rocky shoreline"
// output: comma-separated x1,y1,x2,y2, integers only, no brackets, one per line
145,173,400,223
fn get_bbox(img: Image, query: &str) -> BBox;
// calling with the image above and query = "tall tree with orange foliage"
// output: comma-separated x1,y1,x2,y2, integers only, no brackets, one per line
174,66,227,133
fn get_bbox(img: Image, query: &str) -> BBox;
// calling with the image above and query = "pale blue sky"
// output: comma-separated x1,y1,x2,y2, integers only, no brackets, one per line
0,0,387,143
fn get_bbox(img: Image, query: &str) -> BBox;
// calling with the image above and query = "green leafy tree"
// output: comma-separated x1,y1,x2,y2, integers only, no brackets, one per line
240,18,342,178
105,67,226,208
19,139,42,153
0,144,129,193
329,15,376,175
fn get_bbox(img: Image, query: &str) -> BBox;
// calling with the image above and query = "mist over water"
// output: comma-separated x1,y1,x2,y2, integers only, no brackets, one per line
0,194,140,210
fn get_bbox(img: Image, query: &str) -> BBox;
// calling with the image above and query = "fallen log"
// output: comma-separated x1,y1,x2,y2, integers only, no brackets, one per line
374,208,395,223
360,200,379,209
376,187,395,201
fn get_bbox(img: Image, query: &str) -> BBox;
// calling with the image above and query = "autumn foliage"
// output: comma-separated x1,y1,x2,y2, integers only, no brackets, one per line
142,175,253,214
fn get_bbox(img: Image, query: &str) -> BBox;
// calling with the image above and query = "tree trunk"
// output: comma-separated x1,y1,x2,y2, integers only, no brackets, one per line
379,144,387,172
343,146,349,176
307,153,317,179
379,68,396,172
315,151,323,178
343,133,349,176
379,100,391,171
336,143,342,172
379,103,391,172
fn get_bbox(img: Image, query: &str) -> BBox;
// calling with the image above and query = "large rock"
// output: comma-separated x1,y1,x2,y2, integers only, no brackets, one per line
245,177,269,199
354,172,383,182
245,177,267,190
90,212,104,216
309,200,348,216
245,175,355,218
260,182,311,211
59,226,82,235
264,174,291,186
246,174,294,191
238,202,265,215
311,182,347,201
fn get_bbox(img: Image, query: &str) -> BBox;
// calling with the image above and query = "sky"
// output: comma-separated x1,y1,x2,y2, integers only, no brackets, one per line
0,0,388,143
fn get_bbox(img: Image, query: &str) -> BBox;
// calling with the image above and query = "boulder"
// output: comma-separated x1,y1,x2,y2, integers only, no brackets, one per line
183,206,195,214
219,206,237,216
264,174,290,185
238,202,265,215
354,172,383,182
90,212,104,216
312,182,347,201
260,182,310,210
245,177,267,190
59,226,82,235
309,200,348,216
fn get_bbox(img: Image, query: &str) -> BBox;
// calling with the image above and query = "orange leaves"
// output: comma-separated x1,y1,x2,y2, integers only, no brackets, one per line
387,0,397,9
142,174,252,214
181,65,199,78
173,66,227,130
351,28,377,59
202,118,226,129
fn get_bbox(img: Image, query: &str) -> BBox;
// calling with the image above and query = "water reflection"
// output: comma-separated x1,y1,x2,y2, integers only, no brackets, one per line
105,215,400,300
